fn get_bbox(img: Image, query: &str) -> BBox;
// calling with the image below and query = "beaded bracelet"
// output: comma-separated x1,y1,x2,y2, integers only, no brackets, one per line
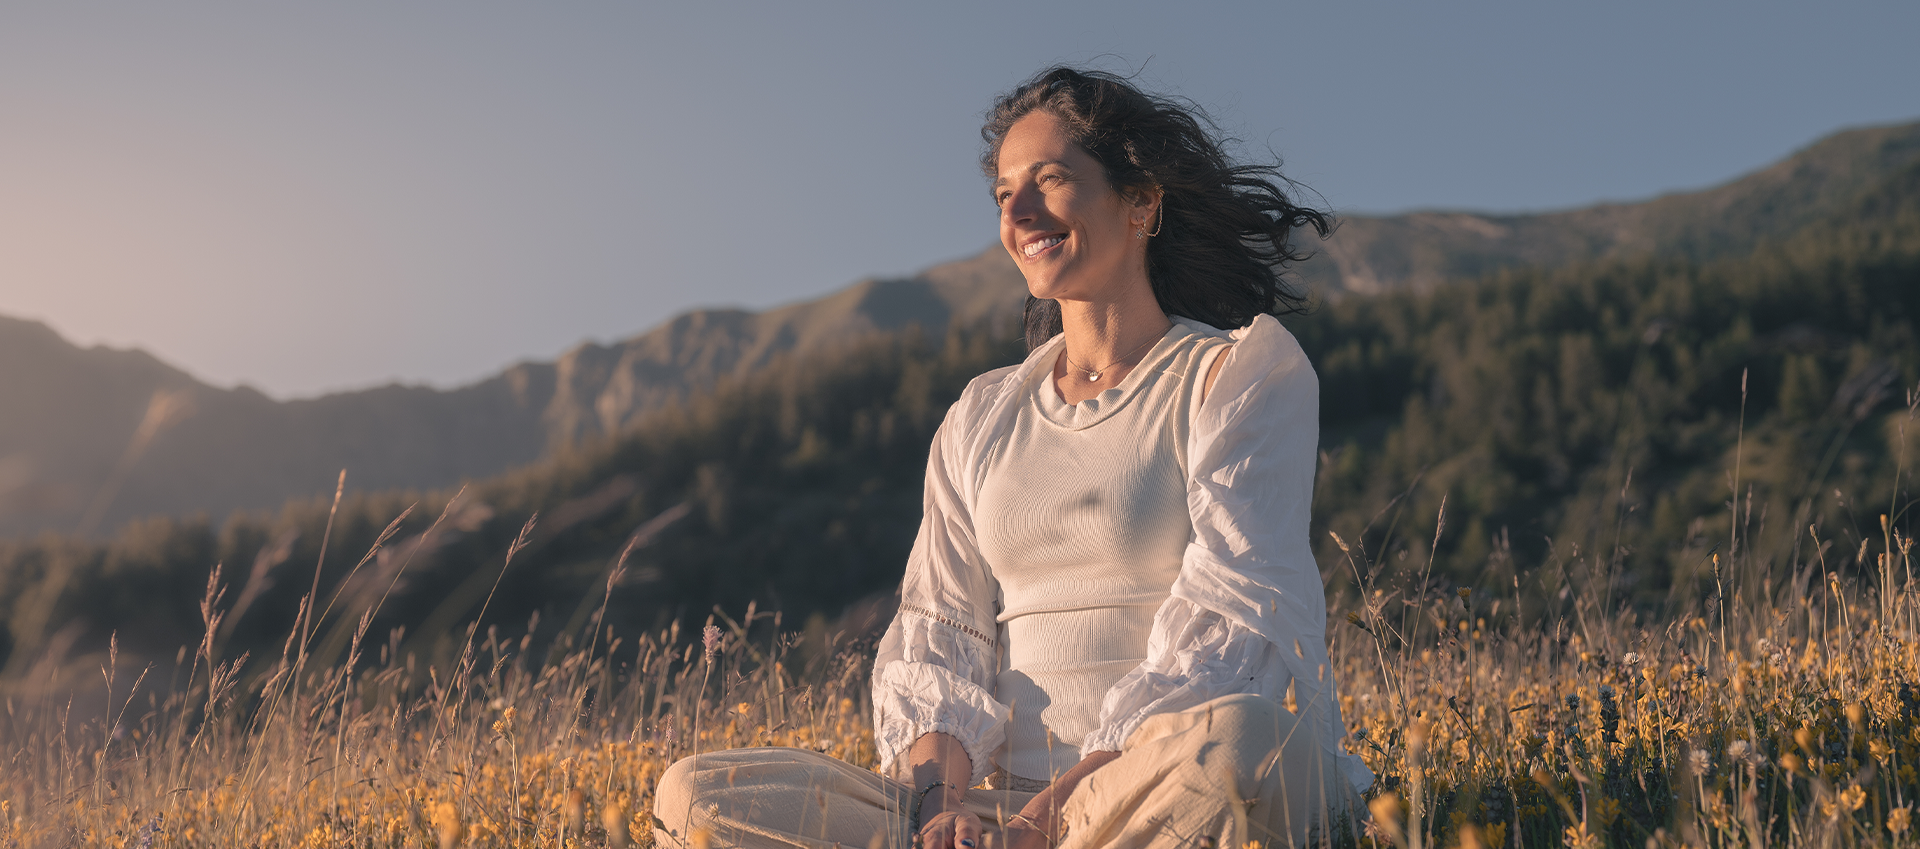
909,780,949,833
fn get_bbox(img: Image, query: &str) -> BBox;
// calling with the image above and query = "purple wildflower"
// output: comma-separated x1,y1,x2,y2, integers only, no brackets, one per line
133,813,164,849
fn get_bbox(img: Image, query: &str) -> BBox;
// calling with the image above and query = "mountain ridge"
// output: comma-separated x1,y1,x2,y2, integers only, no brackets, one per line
1293,118,1920,294
0,247,1030,538
3,118,1914,538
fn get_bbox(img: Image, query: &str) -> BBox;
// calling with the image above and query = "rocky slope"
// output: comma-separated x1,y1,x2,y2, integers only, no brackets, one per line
0,248,1026,537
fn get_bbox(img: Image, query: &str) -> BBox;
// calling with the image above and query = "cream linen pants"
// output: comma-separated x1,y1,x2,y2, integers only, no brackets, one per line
652,694,1360,848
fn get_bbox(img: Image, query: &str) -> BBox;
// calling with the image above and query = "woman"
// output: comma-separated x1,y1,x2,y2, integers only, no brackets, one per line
655,67,1372,849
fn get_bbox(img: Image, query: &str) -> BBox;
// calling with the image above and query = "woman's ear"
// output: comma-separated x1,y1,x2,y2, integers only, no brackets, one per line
1130,185,1163,217
1132,186,1164,237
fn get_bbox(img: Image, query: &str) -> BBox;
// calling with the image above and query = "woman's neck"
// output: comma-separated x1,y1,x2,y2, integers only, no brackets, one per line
1051,288,1171,404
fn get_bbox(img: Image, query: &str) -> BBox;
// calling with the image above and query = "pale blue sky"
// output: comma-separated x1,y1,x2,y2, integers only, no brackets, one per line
2,2,1915,397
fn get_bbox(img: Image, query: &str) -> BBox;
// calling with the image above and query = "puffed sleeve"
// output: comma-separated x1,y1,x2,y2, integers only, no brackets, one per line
1082,315,1373,792
870,369,1017,786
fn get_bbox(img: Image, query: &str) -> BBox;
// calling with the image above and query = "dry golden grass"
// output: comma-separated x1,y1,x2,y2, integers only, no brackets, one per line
6,504,1920,847
1331,515,1920,849
0,512,876,849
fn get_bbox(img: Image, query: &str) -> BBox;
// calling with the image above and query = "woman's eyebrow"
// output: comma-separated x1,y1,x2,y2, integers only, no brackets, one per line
993,160,1074,189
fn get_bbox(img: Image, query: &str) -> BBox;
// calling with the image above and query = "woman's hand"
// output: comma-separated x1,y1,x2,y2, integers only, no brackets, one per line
916,806,983,849
999,750,1120,848
998,817,1052,849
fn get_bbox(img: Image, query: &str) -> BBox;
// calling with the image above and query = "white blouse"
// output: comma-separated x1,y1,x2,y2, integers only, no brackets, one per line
870,314,1374,793
977,323,1224,781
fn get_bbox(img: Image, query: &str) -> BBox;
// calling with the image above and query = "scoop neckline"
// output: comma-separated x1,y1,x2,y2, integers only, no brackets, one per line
1032,323,1196,430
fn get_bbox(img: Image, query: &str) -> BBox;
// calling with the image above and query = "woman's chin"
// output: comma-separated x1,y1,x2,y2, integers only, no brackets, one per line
1022,274,1078,302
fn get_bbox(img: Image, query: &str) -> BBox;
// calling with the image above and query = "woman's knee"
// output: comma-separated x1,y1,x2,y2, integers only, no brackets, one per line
1194,694,1338,781
653,747,895,847
1206,693,1283,721
651,749,779,832
652,755,700,835
651,748,854,832
1202,694,1293,744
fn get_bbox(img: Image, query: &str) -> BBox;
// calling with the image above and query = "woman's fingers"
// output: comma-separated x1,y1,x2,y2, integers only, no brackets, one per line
919,810,981,849
953,811,982,849
918,810,952,849
916,817,944,849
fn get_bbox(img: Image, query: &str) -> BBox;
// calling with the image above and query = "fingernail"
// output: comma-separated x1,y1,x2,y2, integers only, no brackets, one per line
959,841,975,848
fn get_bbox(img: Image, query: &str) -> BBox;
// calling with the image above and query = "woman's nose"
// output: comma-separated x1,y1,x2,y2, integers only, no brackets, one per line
1001,184,1040,223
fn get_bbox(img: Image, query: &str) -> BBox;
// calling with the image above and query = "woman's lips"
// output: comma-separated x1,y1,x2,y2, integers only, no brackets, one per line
1022,234,1065,258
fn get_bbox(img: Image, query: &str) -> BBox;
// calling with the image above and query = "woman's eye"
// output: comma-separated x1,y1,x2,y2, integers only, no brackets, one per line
994,191,1011,207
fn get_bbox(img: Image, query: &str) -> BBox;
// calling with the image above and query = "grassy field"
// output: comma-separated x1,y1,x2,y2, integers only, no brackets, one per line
7,468,1920,848
4,141,1915,847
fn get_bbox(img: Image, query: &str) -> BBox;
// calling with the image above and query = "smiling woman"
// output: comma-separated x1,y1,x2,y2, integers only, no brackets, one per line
653,67,1368,849
987,69,1330,358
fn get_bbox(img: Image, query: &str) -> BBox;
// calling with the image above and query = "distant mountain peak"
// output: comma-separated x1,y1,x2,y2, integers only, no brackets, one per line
1297,119,1920,296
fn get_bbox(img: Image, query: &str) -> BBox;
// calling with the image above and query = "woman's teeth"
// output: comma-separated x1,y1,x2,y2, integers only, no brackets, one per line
1023,235,1065,257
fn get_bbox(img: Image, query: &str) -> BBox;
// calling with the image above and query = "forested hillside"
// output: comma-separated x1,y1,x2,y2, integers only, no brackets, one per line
4,121,1912,544
0,328,1024,682
2,125,1917,690
1305,154,1920,611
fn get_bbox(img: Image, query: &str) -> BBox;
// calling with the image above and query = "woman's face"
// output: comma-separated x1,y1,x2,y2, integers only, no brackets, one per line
994,110,1150,304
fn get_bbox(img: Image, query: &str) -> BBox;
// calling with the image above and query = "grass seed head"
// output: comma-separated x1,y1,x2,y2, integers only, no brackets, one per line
432,802,462,849
1366,792,1405,844
564,787,587,834
1456,822,1486,849
602,795,631,849
1407,717,1430,743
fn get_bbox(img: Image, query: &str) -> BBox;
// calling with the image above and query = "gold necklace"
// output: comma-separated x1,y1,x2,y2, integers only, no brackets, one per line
1065,331,1163,382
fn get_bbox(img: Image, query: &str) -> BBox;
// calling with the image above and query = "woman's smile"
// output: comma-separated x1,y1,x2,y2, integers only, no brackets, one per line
993,110,1147,304
1021,234,1065,258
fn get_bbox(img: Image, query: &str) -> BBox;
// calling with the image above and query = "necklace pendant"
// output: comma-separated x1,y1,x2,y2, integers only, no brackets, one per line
1086,370,1101,381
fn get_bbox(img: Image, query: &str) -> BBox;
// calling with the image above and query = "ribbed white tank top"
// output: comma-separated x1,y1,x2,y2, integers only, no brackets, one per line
975,322,1230,780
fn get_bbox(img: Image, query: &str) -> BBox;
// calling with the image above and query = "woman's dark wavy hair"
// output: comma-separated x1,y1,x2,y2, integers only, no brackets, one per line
982,67,1331,349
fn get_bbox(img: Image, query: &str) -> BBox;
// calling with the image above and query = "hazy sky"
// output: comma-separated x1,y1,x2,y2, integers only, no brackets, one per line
3,2,1916,398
